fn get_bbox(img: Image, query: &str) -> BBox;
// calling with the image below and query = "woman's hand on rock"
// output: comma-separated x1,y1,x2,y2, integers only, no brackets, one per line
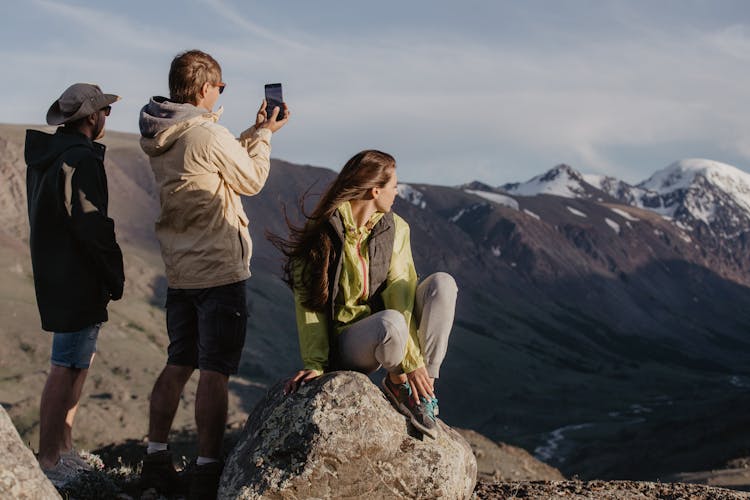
284,369,320,395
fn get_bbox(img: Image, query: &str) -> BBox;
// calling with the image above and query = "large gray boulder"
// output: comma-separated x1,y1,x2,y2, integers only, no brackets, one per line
0,404,61,499
219,371,476,499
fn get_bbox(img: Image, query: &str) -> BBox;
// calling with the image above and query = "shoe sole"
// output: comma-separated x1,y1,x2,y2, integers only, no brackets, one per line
380,378,437,439
61,458,93,472
43,466,78,488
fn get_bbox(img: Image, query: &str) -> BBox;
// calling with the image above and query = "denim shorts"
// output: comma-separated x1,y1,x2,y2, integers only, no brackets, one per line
166,280,248,375
51,323,101,369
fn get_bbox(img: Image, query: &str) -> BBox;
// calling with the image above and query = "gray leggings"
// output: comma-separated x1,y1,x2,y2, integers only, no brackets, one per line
337,272,457,379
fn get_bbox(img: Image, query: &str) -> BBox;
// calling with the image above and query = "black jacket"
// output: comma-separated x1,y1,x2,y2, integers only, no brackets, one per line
25,127,124,332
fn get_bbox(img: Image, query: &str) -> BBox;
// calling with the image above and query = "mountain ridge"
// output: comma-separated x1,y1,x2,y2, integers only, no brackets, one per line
2,124,750,484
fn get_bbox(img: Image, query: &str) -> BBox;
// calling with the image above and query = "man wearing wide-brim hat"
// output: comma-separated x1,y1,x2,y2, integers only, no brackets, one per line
24,83,125,488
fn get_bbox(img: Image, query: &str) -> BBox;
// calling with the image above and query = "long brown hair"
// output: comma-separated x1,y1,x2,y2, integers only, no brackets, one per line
269,150,396,312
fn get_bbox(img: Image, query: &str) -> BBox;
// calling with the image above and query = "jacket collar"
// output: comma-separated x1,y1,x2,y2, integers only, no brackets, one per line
329,201,390,242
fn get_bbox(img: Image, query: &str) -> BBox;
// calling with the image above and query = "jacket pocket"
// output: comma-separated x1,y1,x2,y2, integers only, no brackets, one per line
238,230,246,261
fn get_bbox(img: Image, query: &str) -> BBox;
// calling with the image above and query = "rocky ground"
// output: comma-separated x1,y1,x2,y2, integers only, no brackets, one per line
473,479,750,499
457,428,564,482
48,425,750,500
55,468,750,500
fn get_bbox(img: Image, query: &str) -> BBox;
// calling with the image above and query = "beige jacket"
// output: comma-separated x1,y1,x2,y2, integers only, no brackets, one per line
139,98,271,288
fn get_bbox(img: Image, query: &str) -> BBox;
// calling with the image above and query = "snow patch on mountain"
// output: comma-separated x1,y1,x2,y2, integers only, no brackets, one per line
566,206,587,218
605,218,621,234
503,164,591,199
450,208,468,223
465,190,519,210
450,203,485,223
584,174,652,206
610,207,640,221
397,184,426,209
523,209,541,220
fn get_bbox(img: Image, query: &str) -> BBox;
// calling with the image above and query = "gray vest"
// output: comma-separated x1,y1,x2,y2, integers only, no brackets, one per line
326,211,395,368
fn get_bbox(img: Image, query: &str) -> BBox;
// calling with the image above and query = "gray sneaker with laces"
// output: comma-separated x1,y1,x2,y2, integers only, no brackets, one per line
381,376,437,439
60,449,94,472
42,459,79,488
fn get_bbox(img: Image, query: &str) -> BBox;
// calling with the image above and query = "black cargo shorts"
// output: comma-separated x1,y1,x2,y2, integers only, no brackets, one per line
165,279,248,375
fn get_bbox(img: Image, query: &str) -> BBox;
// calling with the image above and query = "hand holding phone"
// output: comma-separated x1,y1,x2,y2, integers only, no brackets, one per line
264,83,286,120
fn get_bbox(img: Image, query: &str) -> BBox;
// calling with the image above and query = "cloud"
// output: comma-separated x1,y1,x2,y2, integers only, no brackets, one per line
221,26,750,182
706,24,750,61
198,0,311,52
31,0,187,53
5,2,750,185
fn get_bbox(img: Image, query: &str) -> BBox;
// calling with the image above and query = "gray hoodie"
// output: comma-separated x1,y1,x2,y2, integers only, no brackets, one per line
139,96,205,139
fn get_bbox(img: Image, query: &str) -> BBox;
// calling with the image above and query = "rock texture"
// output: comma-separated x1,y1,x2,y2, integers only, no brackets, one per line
456,428,564,482
0,404,60,499
219,371,477,499
473,479,750,499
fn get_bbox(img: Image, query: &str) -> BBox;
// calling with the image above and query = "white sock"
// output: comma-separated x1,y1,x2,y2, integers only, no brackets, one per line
196,456,218,466
147,442,168,454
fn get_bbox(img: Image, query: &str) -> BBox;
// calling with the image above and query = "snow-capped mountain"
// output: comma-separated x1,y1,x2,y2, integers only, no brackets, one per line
635,159,750,233
583,174,652,207
397,183,427,209
500,164,601,199
483,158,750,241
588,159,750,239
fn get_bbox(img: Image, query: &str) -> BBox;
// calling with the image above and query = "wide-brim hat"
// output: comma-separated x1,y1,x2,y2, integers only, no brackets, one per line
46,83,120,126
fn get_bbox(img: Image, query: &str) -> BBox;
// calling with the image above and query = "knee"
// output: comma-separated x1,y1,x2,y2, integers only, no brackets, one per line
425,272,458,299
380,310,408,345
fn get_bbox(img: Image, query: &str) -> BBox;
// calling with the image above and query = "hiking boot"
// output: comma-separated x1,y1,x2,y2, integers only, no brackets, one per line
140,450,184,495
42,459,79,488
381,376,437,439
188,460,224,500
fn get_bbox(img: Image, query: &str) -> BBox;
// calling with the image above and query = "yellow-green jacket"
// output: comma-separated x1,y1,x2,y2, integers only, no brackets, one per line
294,202,425,375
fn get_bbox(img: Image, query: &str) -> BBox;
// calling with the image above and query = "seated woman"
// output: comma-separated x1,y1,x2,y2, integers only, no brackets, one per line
271,150,458,438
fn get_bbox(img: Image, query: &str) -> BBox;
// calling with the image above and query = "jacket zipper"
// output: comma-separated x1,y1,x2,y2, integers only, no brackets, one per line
356,233,368,300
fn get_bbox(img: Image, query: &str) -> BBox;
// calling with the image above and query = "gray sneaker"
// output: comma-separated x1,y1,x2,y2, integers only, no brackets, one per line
60,449,95,472
381,377,437,439
42,459,79,488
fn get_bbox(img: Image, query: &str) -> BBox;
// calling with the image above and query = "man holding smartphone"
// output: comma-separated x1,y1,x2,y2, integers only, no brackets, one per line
138,49,289,499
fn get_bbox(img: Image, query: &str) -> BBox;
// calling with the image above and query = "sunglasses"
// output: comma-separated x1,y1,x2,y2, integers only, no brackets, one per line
101,105,112,116
216,82,226,94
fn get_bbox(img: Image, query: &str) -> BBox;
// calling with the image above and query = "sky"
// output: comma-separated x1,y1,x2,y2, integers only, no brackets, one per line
3,0,750,186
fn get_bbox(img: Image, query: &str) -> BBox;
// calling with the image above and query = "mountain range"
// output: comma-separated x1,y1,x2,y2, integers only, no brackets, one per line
1,124,750,483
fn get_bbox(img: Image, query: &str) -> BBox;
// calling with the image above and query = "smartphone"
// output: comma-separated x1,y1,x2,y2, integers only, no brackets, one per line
264,83,286,120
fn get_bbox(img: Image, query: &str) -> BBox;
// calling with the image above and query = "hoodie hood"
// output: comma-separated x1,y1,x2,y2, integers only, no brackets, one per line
24,128,103,171
139,96,221,157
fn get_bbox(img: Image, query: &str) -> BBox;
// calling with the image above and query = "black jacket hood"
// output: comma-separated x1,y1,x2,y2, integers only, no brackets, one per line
24,128,104,171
